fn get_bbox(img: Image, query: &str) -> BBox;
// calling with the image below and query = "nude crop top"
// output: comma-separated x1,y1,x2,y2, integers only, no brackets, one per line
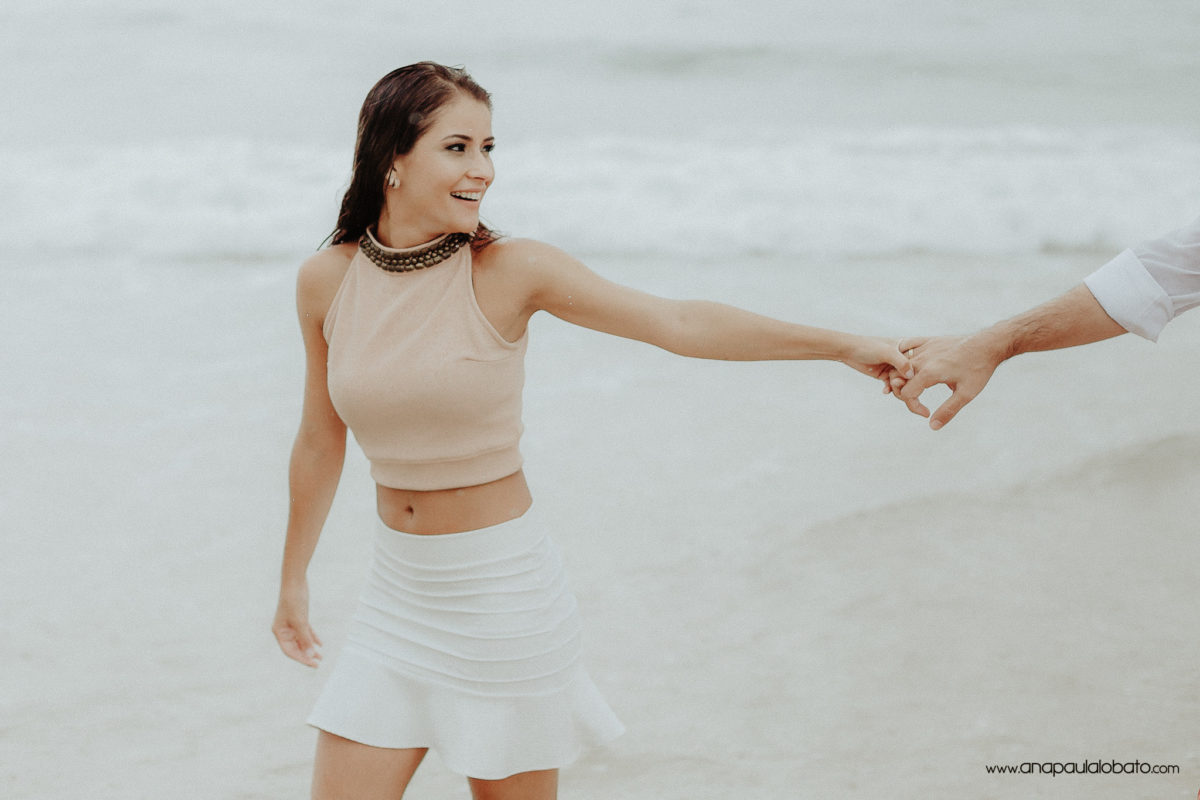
323,234,527,491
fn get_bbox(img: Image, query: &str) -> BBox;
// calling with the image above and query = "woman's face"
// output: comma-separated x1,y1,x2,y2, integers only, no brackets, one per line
386,92,495,244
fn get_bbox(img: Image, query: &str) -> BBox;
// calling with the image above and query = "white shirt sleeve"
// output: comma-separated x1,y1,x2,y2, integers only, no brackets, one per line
1083,215,1200,341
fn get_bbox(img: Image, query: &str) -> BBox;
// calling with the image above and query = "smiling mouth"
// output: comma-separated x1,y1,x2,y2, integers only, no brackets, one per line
451,191,483,202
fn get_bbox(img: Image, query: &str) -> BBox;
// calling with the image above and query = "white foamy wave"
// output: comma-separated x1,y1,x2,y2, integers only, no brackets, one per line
491,127,1199,258
4,126,1196,264
2,139,346,262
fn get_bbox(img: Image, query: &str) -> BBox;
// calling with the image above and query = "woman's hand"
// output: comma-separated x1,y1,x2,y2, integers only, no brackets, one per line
840,336,913,388
272,582,323,668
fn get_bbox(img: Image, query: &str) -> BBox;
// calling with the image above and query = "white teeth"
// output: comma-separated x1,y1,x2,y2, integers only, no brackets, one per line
452,191,482,201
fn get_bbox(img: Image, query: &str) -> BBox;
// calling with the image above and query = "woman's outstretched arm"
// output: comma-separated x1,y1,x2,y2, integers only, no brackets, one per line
498,238,911,377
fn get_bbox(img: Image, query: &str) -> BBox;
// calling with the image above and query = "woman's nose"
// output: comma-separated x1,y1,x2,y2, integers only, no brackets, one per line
467,150,494,182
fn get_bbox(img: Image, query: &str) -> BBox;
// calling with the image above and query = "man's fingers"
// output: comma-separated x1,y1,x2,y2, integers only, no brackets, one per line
930,390,971,430
902,393,930,418
897,370,938,401
886,377,929,416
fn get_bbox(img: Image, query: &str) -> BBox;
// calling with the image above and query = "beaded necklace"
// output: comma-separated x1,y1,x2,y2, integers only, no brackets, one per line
359,228,472,273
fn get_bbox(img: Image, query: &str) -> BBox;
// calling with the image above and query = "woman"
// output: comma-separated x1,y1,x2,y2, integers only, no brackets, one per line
272,62,911,800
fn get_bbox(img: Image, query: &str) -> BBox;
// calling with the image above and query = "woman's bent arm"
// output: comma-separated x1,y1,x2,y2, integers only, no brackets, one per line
281,425,346,591
272,249,353,667
274,428,344,667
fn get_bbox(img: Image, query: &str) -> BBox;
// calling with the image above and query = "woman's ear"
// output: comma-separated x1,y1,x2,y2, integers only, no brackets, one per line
385,155,405,190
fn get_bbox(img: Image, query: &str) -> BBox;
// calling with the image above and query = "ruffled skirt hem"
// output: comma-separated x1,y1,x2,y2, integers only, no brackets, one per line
308,642,624,779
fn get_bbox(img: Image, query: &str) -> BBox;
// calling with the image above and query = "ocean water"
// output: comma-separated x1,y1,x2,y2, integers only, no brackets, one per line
2,2,1199,798
3,0,1199,263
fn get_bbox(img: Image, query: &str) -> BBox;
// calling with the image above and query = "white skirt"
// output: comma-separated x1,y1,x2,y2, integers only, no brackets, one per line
307,509,624,779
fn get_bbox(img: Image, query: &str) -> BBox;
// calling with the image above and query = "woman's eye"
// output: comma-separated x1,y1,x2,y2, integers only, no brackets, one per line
445,142,493,154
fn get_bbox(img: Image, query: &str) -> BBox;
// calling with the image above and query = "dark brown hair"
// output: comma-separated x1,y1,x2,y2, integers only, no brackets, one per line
327,62,500,250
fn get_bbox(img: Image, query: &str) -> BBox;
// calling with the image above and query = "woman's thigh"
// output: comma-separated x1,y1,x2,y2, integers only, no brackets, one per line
311,731,427,800
468,769,558,800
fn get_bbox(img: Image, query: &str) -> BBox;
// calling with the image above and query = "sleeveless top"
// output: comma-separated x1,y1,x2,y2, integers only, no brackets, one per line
322,235,528,491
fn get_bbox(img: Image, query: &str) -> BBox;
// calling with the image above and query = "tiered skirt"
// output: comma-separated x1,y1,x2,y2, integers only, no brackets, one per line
307,510,624,779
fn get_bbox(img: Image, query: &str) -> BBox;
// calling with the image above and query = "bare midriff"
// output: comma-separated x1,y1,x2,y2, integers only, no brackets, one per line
375,470,533,534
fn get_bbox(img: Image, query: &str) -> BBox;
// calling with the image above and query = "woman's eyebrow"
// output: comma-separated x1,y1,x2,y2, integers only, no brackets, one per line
440,133,496,143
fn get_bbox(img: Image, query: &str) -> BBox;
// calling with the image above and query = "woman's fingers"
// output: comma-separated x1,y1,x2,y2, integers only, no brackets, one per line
274,621,323,667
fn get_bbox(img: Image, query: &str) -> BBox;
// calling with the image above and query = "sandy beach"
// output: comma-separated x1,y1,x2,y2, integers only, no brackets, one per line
3,249,1198,798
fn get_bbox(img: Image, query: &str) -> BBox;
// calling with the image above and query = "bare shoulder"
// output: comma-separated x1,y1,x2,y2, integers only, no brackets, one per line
298,242,356,293
296,243,356,320
475,237,578,272
473,237,587,298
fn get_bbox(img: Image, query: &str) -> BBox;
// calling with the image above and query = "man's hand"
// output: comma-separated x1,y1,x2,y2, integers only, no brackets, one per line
890,285,1127,430
892,333,1006,429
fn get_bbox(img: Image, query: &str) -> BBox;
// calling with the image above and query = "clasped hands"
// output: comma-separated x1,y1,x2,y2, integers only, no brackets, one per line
880,333,1006,430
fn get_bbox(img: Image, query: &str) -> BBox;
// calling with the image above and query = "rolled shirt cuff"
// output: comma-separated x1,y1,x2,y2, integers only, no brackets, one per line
1082,249,1173,341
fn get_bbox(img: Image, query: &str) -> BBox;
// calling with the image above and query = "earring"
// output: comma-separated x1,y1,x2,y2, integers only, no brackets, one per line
386,170,400,189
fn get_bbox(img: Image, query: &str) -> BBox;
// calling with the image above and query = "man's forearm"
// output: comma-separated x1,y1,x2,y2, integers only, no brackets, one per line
976,284,1127,363
898,283,1137,430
